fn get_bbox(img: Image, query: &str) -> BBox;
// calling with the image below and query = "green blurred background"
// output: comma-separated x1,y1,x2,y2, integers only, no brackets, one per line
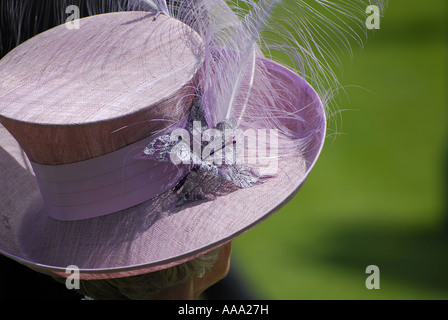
232,0,448,299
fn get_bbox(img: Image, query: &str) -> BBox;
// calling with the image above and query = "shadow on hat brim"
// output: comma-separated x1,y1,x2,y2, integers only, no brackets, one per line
0,57,326,281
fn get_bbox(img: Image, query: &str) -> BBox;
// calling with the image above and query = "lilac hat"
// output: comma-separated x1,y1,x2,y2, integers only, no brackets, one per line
0,6,326,279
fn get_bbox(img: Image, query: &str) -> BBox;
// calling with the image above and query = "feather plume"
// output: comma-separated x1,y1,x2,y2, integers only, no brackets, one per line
160,0,388,155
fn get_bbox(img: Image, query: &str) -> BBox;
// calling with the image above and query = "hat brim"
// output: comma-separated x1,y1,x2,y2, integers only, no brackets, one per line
0,58,325,280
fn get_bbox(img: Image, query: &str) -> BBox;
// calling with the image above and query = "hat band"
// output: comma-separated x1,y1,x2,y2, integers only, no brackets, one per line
30,116,191,221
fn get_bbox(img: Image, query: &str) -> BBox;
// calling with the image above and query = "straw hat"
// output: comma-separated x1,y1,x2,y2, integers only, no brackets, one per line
0,10,325,280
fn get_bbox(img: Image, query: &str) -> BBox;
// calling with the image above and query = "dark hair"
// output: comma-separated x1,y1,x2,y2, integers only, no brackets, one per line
0,0,164,58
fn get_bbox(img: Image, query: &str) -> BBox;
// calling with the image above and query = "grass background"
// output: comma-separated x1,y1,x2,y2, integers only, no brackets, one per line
230,0,448,299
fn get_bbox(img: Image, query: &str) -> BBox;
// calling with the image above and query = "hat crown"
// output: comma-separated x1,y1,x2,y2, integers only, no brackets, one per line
0,12,201,165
